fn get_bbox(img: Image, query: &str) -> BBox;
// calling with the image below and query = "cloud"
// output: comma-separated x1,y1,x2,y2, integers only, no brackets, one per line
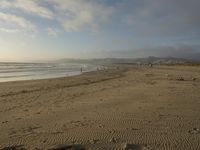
117,0,200,37
0,28,19,33
0,0,53,19
48,0,114,32
0,0,114,32
0,0,199,37
0,12,36,33
46,27,60,36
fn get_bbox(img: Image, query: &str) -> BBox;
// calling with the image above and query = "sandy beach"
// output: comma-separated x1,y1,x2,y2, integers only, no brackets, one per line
0,65,200,150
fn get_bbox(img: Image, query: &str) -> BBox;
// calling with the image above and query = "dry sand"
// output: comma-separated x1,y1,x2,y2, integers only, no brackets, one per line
0,65,200,150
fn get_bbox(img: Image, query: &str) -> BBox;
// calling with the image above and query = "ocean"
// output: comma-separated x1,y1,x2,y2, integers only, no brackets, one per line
0,62,97,82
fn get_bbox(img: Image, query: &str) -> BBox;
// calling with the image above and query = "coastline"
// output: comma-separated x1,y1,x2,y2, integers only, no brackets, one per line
0,65,200,149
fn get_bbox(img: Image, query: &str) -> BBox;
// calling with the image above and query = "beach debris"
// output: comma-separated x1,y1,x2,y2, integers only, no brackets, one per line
123,143,152,150
42,138,48,143
109,137,117,143
48,144,86,150
88,139,99,144
98,124,104,128
2,121,8,124
189,128,200,134
165,74,169,77
125,127,138,131
108,129,115,134
131,128,139,131
192,77,197,81
145,73,153,77
176,77,184,81
0,145,26,150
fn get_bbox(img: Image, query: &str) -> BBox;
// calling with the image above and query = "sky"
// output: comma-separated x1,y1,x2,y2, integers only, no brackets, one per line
0,0,200,61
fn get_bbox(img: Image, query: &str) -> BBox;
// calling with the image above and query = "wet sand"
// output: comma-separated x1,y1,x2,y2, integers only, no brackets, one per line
0,65,200,150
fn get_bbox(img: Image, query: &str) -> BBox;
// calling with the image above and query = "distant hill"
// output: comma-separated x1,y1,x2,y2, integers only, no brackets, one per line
53,56,199,65
130,56,198,65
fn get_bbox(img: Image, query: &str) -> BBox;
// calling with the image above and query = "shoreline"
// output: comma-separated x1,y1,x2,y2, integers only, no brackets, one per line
0,71,82,84
0,68,102,84
0,62,100,83
0,63,115,84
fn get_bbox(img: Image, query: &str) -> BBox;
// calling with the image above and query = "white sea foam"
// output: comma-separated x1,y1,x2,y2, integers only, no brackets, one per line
0,62,96,82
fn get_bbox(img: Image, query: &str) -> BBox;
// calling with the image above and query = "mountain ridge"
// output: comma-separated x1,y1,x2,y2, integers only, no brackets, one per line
51,56,200,65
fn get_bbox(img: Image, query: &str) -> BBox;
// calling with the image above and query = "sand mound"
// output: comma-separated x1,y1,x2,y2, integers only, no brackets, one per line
124,144,152,150
48,144,86,150
0,145,26,150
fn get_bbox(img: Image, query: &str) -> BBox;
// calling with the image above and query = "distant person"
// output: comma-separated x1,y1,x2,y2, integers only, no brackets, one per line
149,63,153,67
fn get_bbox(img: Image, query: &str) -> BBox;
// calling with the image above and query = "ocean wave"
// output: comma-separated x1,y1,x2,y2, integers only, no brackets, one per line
0,62,96,82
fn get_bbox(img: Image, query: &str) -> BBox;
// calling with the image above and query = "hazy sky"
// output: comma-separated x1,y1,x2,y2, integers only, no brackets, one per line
0,0,200,61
